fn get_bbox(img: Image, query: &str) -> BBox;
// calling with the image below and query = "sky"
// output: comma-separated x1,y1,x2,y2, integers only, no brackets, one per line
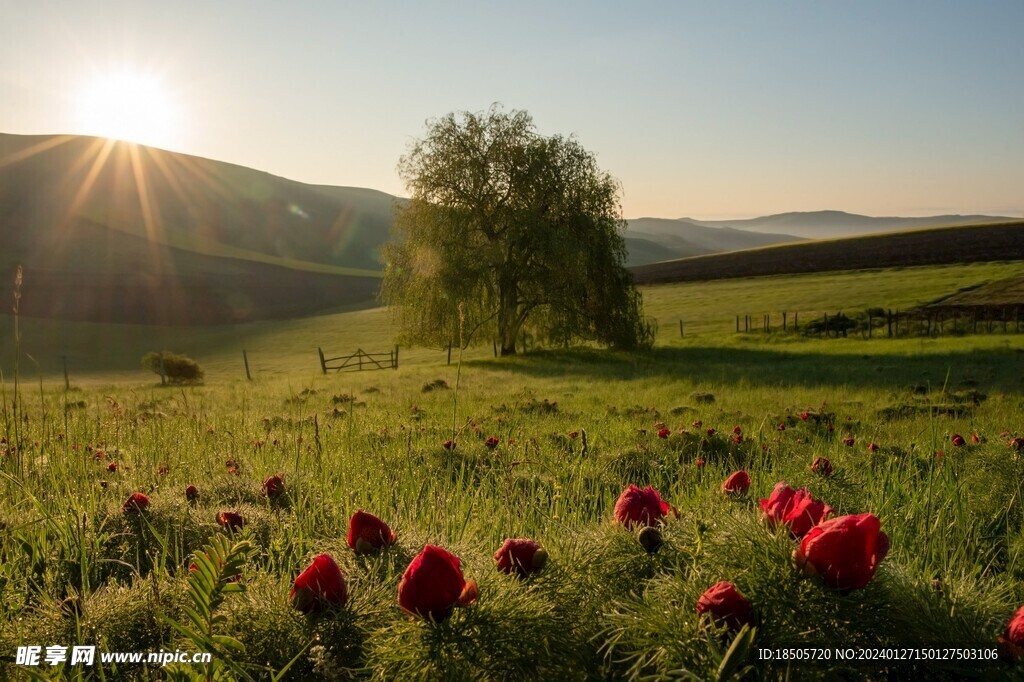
2,1,1022,219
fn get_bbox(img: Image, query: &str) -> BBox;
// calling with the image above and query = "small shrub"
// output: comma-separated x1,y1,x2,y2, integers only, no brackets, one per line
141,351,204,384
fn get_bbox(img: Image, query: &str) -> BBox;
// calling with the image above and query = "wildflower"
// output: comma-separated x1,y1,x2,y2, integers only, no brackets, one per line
291,554,347,614
613,484,674,528
657,428,671,439
398,545,478,621
443,439,455,450
842,437,855,447
493,538,547,577
347,510,397,554
998,605,1024,662
696,581,754,630
867,442,879,453
122,492,150,514
107,462,118,472
951,433,966,447
810,456,833,477
262,474,285,499
485,436,499,450
760,482,833,537
185,484,199,503
792,513,888,590
721,470,751,496
217,510,245,532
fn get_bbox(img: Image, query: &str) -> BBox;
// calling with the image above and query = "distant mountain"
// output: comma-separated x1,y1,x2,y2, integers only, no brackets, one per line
0,133,394,323
623,217,802,265
679,211,1016,240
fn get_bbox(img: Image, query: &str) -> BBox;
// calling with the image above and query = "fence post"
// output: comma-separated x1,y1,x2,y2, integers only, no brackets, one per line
243,349,251,380
159,352,166,385
394,345,399,370
493,339,498,357
783,312,787,331
318,347,327,374
63,355,70,390
447,343,452,365
679,320,684,337
887,309,892,338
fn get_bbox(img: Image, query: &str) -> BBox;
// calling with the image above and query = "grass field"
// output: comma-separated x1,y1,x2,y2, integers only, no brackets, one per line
2,261,1024,679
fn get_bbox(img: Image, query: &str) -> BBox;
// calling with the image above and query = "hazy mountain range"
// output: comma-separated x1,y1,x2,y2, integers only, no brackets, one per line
0,132,1015,323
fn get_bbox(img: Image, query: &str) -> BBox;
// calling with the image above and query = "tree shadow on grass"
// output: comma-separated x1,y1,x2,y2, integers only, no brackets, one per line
467,345,1024,393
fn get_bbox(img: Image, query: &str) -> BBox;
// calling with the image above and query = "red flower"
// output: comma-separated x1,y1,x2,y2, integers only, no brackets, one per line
842,437,855,447
226,467,239,476
185,484,199,502
778,423,786,431
760,482,833,537
443,439,455,450
290,553,347,614
732,434,743,444
613,484,673,528
1011,437,1024,450
792,513,888,590
485,436,499,450
971,433,981,444
732,425,742,435
998,605,1024,662
706,428,716,437
800,411,810,421
951,433,965,447
398,545,478,621
721,470,750,496
347,510,397,554
107,461,118,472
695,458,705,468
867,442,879,453
262,474,285,499
493,538,548,577
568,431,579,439
657,428,671,439
696,581,754,630
217,510,245,532
122,492,150,514
810,456,833,477
692,420,702,428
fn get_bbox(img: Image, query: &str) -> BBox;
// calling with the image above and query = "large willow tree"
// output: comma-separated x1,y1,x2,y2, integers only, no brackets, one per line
382,106,652,356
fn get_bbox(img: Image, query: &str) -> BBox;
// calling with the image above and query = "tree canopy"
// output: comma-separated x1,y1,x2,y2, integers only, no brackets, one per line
381,106,652,355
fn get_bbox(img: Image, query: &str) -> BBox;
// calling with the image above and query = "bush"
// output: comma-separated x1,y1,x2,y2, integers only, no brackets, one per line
141,351,204,384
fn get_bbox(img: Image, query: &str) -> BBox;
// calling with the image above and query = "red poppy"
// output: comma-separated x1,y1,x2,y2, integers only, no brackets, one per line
657,428,671,439
842,437,855,447
799,411,810,421
867,442,879,453
721,470,750,496
493,538,547,577
951,433,965,447
290,553,347,614
692,420,702,428
760,482,833,538
998,605,1024,662
696,581,754,630
810,456,833,477
347,510,397,554
398,545,478,621
971,433,981,444
568,431,579,439
185,484,199,502
695,458,705,467
1011,437,1024,450
732,434,743,444
262,474,285,499
778,423,786,431
107,461,118,472
706,428,716,437
613,484,674,528
792,513,888,590
217,510,245,532
485,437,500,450
443,439,455,450
122,492,150,514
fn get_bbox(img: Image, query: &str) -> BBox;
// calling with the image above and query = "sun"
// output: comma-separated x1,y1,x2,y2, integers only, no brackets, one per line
73,69,181,149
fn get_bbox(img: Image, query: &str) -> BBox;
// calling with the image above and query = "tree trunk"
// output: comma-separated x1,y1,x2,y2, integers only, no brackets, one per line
498,279,519,356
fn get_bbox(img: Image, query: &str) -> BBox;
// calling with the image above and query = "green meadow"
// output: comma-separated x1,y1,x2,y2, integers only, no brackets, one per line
2,261,1023,679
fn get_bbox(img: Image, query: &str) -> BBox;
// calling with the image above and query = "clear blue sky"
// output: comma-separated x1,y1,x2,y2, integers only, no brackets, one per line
2,1,1022,219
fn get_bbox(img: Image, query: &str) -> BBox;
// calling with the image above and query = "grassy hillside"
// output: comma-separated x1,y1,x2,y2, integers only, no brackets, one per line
631,221,1024,285
2,260,1022,385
